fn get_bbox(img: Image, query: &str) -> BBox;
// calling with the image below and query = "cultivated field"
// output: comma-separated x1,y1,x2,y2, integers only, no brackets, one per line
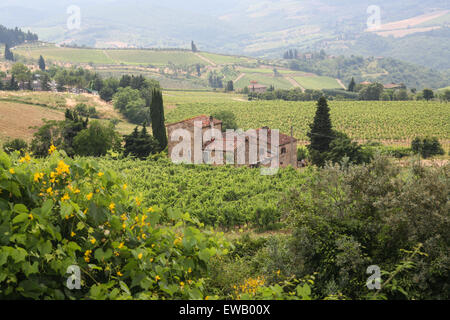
163,91,450,149
0,101,64,142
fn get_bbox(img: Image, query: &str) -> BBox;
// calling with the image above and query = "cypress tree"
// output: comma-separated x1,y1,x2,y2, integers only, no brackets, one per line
348,77,355,92
38,55,46,71
307,97,334,166
4,44,14,61
150,89,168,150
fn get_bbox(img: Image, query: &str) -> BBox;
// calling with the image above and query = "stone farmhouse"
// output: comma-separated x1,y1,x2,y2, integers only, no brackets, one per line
166,115,298,168
248,81,268,93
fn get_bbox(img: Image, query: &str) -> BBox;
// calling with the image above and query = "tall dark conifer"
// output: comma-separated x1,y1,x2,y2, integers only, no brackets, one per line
307,97,334,166
150,89,168,150
348,77,356,92
38,55,46,71
4,43,14,61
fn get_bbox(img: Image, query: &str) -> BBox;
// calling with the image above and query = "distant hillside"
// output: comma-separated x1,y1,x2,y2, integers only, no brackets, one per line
281,54,449,90
12,42,448,90
2,0,449,71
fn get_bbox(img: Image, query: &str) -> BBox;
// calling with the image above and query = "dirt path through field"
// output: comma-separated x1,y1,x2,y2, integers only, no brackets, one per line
103,50,119,64
233,73,246,83
194,53,216,66
336,79,346,90
285,77,305,92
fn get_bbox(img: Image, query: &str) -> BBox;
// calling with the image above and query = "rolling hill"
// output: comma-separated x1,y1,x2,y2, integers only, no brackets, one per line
1,0,449,71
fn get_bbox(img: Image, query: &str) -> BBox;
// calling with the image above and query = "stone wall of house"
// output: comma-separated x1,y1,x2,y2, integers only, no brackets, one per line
167,120,222,163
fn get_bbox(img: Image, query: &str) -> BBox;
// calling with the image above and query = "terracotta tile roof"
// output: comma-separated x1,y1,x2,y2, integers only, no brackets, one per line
166,115,222,128
202,127,297,151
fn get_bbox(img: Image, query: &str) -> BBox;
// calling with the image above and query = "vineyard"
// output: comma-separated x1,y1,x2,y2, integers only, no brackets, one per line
164,92,450,148
98,156,309,229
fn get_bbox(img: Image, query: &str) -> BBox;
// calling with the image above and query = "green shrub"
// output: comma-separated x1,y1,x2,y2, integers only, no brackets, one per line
3,139,28,155
282,156,450,299
0,149,230,299
411,137,445,158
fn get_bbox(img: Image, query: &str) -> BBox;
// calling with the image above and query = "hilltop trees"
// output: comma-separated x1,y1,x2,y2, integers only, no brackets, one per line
0,24,38,46
149,89,168,151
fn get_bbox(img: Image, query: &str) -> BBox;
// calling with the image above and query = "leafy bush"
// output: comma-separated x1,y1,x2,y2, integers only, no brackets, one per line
282,156,450,299
0,149,230,299
3,139,28,155
211,110,238,132
74,103,98,118
411,137,445,158
73,121,122,157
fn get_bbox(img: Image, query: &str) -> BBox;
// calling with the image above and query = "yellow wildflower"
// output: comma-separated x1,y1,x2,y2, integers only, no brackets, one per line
28,213,34,220
117,271,123,277
138,253,143,260
71,231,76,237
109,203,115,212
61,193,70,202
48,144,56,155
155,275,161,282
9,168,15,174
86,193,93,200
98,172,104,177
90,238,96,245
56,160,70,175
19,153,31,163
118,242,124,249
122,184,127,190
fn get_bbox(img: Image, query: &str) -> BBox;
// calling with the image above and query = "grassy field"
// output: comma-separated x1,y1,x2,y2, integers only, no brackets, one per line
293,76,343,90
198,52,257,65
0,91,135,142
14,45,114,64
234,73,293,90
0,101,64,143
106,50,206,66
